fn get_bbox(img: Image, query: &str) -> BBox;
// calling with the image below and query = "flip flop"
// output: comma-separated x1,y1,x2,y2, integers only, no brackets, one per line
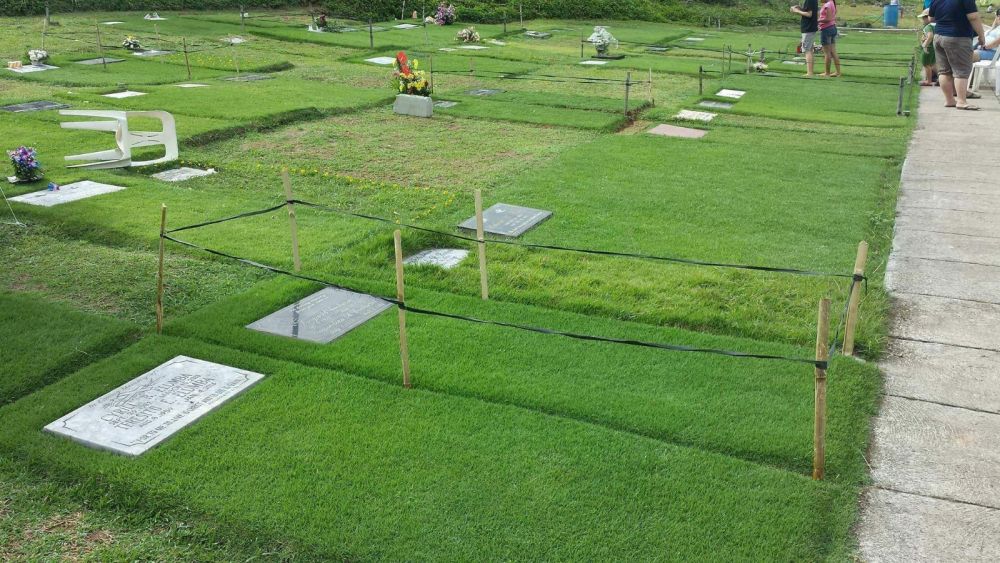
945,104,957,107
955,104,980,110
966,92,982,99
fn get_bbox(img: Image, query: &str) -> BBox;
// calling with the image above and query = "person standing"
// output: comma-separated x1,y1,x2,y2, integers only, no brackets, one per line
818,0,841,76
929,0,988,109
792,0,819,76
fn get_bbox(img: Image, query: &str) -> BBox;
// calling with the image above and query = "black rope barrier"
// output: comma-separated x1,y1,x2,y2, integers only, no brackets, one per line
161,233,827,370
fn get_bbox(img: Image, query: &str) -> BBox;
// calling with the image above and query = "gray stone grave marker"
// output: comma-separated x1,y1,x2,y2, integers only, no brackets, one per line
76,57,125,65
434,101,459,108
525,31,552,38
675,109,716,122
224,73,272,82
698,100,733,110
715,88,746,99
648,123,707,139
133,50,174,57
247,287,392,344
404,249,469,269
103,90,146,99
647,46,669,52
10,181,126,207
1,100,69,113
458,203,552,237
152,167,216,182
7,64,58,74
466,88,504,96
44,356,264,456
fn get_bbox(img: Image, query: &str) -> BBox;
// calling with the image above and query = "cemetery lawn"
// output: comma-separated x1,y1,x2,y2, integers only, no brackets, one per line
1,10,918,560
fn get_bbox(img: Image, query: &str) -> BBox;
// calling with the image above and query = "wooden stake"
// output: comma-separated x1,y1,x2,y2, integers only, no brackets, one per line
232,43,241,77
369,17,374,49
156,204,167,334
429,53,434,92
240,5,246,34
648,68,654,105
394,229,412,388
96,24,107,71
519,3,523,28
842,241,869,356
474,189,489,300
624,71,632,117
699,65,704,95
813,298,831,481
182,37,192,80
281,169,302,273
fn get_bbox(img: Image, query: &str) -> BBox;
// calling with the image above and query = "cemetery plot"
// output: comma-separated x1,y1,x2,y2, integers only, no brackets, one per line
675,109,716,122
1,100,69,112
648,123,707,138
152,167,216,182
76,57,126,65
44,355,264,456
404,249,469,269
247,287,392,343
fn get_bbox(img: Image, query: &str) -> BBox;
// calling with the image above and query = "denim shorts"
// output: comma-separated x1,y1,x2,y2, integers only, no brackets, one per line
820,26,838,46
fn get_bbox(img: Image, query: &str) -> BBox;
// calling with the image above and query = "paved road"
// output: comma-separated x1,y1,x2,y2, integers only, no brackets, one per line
857,89,1000,560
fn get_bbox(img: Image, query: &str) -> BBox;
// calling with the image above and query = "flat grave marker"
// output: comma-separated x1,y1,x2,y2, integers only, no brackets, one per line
580,60,607,65
44,356,264,457
176,83,209,88
7,64,58,74
224,73,272,82
466,88,504,96
648,124,707,139
459,203,552,237
247,287,392,344
133,50,174,57
434,100,459,108
223,37,246,44
438,48,457,52
698,100,733,110
525,31,552,39
152,167,216,182
782,60,806,65
103,90,147,99
9,181,126,207
76,57,125,65
1,100,69,113
365,56,396,65
683,37,705,41
101,21,124,25
459,45,489,50
393,23,420,29
675,109,716,122
488,39,507,46
647,46,669,52
716,89,746,99
404,249,469,269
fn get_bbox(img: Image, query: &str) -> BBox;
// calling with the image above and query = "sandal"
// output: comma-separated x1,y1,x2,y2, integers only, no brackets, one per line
945,103,957,107
966,91,982,99
919,80,933,86
955,104,980,110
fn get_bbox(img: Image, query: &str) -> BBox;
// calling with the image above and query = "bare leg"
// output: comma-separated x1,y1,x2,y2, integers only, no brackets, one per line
955,76,970,106
831,44,841,75
939,73,956,106
822,44,832,75
805,49,814,76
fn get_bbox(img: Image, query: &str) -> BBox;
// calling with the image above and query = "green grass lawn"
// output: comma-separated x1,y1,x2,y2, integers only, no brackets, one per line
0,9,918,560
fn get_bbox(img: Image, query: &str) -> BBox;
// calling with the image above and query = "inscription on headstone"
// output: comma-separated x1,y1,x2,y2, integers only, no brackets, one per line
44,356,265,456
10,181,126,207
459,203,552,237
248,287,392,344
404,248,469,269
1,100,69,113
152,167,216,182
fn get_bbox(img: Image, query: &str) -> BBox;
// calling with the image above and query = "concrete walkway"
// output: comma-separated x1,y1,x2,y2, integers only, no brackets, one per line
857,89,1000,560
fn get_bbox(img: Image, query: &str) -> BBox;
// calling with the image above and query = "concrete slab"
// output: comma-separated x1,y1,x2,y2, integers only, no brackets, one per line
869,396,1000,508
857,488,1000,562
891,228,1000,267
886,255,1000,303
898,188,1000,214
648,124,706,139
889,293,1000,350
882,338,1000,413
896,207,1000,239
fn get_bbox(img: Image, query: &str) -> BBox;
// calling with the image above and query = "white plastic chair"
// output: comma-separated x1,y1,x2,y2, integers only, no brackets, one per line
970,47,1000,91
60,110,178,169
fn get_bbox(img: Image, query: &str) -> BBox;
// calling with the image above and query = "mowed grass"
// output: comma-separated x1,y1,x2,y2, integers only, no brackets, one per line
0,11,919,560
0,292,138,405
0,335,862,560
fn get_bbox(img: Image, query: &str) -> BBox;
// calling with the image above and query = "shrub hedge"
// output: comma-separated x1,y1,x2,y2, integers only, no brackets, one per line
1,0,788,27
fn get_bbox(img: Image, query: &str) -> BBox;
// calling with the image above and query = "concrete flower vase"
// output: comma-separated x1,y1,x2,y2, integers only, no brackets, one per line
393,94,433,118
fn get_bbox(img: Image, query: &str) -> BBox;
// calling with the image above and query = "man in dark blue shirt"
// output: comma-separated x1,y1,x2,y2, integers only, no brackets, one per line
791,0,820,76
930,0,988,108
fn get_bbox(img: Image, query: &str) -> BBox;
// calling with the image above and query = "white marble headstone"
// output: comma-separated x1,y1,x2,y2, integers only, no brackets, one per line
103,90,147,99
44,356,265,456
404,248,469,269
365,57,396,65
9,181,126,207
152,167,216,182
716,89,746,99
675,109,716,122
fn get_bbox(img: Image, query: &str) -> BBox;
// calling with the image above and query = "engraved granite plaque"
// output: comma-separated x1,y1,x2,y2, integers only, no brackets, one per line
698,100,733,110
404,248,469,269
458,203,552,237
715,89,746,99
247,287,392,344
1,100,69,112
10,181,126,207
133,50,174,57
76,57,125,65
103,90,147,99
675,109,716,122
44,356,264,456
152,167,216,182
